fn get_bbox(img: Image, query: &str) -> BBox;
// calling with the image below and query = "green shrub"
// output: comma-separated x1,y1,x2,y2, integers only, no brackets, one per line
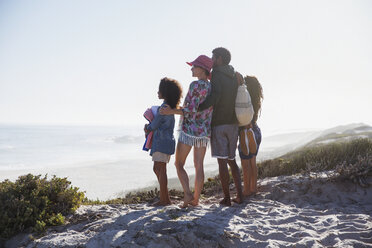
0,174,85,239
258,138,372,178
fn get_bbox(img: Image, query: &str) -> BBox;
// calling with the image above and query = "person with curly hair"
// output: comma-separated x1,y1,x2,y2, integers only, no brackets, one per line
238,76,263,196
144,77,183,206
160,55,213,207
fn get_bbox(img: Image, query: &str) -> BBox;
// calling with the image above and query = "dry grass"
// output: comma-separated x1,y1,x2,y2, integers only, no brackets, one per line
258,138,372,179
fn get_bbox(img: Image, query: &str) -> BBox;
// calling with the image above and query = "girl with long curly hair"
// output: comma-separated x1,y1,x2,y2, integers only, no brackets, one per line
238,75,263,196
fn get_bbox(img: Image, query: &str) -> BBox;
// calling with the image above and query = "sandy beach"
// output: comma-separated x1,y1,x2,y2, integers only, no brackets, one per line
7,172,372,248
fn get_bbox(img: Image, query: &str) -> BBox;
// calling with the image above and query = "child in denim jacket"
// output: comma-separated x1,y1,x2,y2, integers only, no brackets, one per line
144,78,182,206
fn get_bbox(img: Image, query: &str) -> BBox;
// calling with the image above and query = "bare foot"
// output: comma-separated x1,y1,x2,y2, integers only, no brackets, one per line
180,194,194,208
232,197,243,204
219,197,231,206
152,200,171,206
189,199,199,206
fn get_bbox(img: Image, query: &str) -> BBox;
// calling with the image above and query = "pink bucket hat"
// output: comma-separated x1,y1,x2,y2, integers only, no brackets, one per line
186,55,213,73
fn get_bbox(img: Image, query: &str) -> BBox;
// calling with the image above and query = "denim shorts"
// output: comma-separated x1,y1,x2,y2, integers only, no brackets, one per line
238,124,261,160
211,124,239,160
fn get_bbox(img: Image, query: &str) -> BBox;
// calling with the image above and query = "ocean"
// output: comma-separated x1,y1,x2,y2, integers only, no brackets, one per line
0,124,219,200
0,124,319,200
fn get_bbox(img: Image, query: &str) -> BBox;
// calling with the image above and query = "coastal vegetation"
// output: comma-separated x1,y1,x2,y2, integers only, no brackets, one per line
0,174,84,239
86,138,372,205
1,138,371,240
259,138,371,180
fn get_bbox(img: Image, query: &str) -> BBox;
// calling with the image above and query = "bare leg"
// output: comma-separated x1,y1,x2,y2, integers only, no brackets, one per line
246,159,255,196
241,159,252,196
227,159,243,204
153,162,171,205
218,158,231,206
153,162,160,181
190,146,206,206
250,157,258,194
175,142,193,207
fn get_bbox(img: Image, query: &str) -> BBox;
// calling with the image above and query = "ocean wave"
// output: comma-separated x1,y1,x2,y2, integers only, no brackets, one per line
0,145,15,151
81,135,143,144
113,135,143,144
0,163,27,171
82,137,116,144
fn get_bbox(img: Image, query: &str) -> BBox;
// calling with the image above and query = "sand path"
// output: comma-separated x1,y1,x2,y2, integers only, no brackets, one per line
6,174,372,248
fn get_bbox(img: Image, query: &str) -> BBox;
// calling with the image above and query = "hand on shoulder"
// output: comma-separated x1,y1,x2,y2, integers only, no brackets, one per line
159,104,171,115
236,72,244,85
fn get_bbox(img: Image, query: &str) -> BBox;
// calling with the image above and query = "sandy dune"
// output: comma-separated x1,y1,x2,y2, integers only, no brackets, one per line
7,174,372,248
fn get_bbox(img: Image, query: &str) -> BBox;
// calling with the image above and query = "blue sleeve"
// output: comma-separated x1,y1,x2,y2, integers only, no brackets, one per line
146,113,163,131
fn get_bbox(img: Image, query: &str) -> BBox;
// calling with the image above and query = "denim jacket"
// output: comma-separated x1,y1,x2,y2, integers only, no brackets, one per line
146,102,175,156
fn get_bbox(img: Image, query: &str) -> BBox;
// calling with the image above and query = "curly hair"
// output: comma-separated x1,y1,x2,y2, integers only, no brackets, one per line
212,47,231,65
244,76,263,124
159,77,183,109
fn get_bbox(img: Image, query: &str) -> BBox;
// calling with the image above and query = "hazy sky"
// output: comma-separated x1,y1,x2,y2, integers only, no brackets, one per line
1,0,371,133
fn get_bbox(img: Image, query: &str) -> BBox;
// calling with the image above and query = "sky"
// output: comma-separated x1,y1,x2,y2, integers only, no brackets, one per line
0,0,371,134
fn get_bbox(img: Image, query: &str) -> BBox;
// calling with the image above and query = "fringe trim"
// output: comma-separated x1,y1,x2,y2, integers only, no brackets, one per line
178,131,210,148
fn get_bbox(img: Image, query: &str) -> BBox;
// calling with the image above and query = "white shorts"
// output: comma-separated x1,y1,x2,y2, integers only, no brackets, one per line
152,152,171,163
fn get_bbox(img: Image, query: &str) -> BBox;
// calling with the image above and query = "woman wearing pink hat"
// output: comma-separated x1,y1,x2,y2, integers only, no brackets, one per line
161,55,213,207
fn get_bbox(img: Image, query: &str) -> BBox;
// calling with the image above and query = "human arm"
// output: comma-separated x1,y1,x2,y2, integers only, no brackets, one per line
235,71,244,85
144,124,150,136
146,113,163,131
198,74,221,111
159,105,184,115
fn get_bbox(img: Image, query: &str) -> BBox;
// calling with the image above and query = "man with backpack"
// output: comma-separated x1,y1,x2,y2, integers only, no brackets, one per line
198,47,243,206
